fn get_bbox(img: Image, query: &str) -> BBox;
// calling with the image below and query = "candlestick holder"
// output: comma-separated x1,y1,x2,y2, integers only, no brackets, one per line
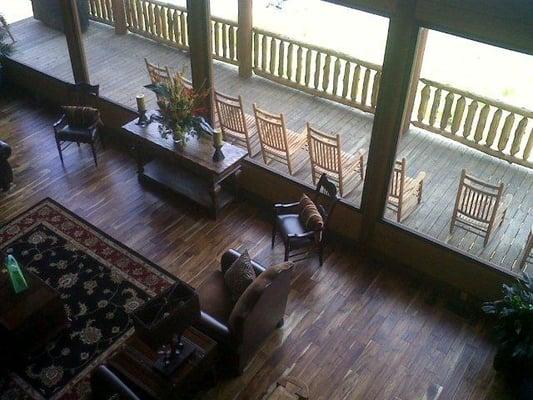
136,110,149,126
212,143,225,162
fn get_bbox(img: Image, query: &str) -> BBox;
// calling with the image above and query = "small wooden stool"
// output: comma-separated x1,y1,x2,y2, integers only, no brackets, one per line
267,376,309,400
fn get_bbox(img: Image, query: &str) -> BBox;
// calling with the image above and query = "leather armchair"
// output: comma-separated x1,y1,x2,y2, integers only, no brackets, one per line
91,365,143,400
194,249,293,375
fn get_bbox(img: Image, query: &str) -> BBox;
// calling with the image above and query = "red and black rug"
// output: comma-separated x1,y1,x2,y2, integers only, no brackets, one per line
0,199,175,400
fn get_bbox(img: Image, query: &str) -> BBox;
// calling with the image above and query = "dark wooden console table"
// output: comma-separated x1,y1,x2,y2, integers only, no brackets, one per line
123,113,247,218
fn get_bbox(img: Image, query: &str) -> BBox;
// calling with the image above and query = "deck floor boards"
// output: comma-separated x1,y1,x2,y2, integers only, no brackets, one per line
8,17,532,273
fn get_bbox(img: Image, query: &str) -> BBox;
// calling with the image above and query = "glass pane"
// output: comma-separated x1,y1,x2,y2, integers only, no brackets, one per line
383,29,533,274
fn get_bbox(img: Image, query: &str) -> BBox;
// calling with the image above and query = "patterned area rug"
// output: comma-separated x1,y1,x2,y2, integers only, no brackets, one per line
0,199,175,400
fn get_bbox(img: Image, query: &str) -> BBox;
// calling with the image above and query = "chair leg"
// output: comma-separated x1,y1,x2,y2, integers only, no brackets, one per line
284,241,290,262
56,140,65,166
418,180,424,204
319,245,324,267
91,142,98,167
276,318,284,328
271,224,277,249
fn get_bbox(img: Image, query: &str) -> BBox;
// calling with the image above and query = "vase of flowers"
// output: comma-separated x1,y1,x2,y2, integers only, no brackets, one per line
145,74,208,146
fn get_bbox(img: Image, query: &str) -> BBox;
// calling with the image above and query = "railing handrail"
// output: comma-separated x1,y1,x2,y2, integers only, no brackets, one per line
420,78,533,118
252,27,382,72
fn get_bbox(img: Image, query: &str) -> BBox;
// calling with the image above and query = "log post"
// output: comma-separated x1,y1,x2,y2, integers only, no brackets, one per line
111,0,128,34
187,0,214,125
400,27,428,135
238,0,253,78
60,0,90,84
359,0,422,245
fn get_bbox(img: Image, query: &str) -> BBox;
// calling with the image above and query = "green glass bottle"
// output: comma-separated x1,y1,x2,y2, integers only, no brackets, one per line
5,255,29,294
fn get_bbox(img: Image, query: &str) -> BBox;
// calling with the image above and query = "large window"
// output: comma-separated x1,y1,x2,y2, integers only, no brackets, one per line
383,29,533,273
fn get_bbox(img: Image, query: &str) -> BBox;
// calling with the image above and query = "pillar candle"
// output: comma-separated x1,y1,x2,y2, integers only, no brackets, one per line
214,130,223,147
136,94,146,113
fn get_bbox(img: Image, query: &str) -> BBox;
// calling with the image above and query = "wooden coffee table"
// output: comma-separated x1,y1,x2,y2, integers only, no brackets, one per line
0,267,68,363
107,327,217,400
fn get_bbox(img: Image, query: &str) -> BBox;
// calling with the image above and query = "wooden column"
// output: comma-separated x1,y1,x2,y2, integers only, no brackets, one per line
400,27,428,134
359,0,422,245
238,0,253,78
111,0,128,35
186,0,214,125
60,0,90,84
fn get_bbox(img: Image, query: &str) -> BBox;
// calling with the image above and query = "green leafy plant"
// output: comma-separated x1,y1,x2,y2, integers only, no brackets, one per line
482,272,533,369
145,74,210,144
0,15,13,61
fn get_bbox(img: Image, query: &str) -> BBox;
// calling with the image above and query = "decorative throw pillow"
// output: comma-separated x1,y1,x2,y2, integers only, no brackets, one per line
299,194,324,232
224,250,257,302
62,106,100,128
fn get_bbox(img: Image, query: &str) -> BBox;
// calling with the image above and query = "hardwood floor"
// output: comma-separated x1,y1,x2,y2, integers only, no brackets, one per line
0,92,509,399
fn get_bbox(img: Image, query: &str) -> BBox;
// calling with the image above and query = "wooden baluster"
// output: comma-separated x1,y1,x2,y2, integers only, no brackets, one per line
222,23,229,59
473,104,490,142
440,92,454,130
213,22,220,56
429,88,442,127
350,64,361,103
142,1,149,32
304,49,312,87
155,6,162,37
287,43,294,81
167,8,174,41
451,96,466,134
498,113,515,151
253,32,259,69
88,0,94,17
524,127,533,161
417,84,430,123
229,26,236,61
278,40,285,78
173,10,181,44
511,117,529,156
342,61,351,99
486,109,503,147
322,54,331,92
101,0,108,20
180,11,187,46
371,71,381,108
314,51,322,90
261,35,268,71
96,0,102,18
332,58,341,96
129,0,137,29
162,7,169,40
106,0,113,21
361,68,371,106
463,100,478,138
295,46,303,84
136,0,142,29
270,38,278,75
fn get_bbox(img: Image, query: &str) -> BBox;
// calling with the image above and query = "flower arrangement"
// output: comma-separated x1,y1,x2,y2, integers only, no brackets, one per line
145,74,208,144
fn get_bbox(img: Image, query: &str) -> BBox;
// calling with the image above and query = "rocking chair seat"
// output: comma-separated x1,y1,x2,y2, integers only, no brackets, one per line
55,124,97,143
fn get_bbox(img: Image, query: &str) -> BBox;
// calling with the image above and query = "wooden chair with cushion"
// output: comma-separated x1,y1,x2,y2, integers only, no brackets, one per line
449,169,512,246
386,158,426,222
306,123,365,197
194,249,293,374
272,173,339,266
214,91,258,156
53,83,102,166
253,104,306,175
519,226,533,271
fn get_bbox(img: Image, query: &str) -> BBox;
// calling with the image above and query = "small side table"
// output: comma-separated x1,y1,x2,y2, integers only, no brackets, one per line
107,327,217,400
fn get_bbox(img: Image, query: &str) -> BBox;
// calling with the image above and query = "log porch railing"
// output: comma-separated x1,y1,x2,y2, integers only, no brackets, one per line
413,79,533,168
88,0,532,169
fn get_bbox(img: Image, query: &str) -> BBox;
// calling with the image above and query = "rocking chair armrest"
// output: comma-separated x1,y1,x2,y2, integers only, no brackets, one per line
414,171,426,183
274,202,300,214
287,230,316,239
53,114,67,132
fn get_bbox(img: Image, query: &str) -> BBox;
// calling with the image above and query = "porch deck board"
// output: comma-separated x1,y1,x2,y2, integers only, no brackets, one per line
8,18,532,273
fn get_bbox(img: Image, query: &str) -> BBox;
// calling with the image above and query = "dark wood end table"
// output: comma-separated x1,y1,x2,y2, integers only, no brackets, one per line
122,112,247,219
0,268,68,363
107,327,217,400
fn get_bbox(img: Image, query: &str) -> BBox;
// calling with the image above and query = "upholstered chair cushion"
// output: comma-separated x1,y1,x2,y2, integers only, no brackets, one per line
196,271,234,324
228,261,293,337
298,194,323,231
224,250,257,302
62,106,100,128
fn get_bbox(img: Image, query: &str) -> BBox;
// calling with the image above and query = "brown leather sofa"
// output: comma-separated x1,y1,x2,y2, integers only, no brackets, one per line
195,249,293,375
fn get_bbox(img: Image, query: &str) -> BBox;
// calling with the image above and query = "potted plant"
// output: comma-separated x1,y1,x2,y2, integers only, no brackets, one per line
145,74,210,146
0,14,14,88
482,272,533,397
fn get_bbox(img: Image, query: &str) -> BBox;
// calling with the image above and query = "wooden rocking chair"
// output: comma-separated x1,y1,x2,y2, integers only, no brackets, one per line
144,58,172,86
0,15,15,43
386,158,425,222
253,104,306,175
306,123,365,197
214,91,258,156
450,169,512,247
519,226,533,271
